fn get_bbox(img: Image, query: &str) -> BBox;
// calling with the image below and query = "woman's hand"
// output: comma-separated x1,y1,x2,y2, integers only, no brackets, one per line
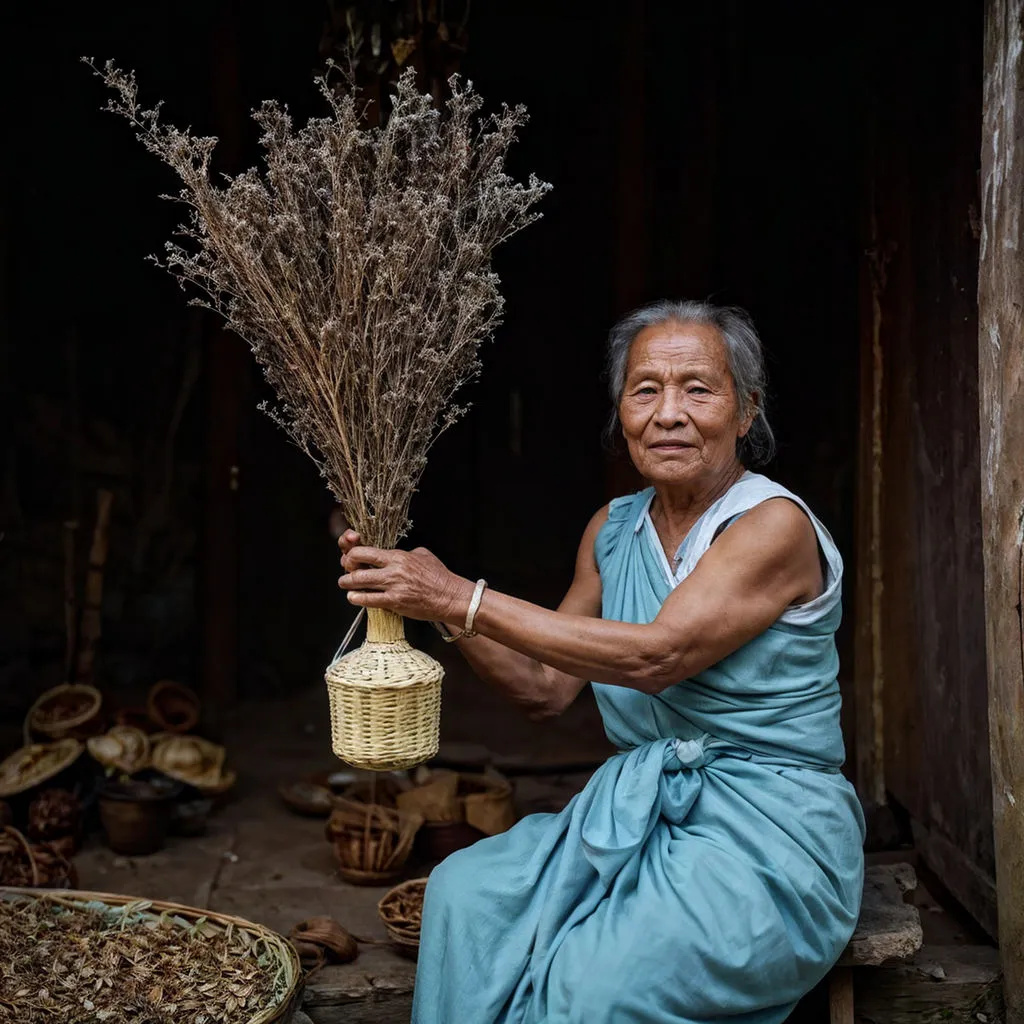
337,531,473,623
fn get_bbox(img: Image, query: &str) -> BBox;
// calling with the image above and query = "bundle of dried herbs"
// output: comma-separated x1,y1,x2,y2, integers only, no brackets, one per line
0,894,297,1024
85,59,550,549
84,57,550,769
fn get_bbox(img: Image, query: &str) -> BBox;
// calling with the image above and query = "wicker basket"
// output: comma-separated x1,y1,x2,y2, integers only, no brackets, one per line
0,740,84,799
325,611,442,771
0,827,77,888
147,680,201,734
325,797,422,885
25,684,103,743
377,877,428,960
0,887,304,1023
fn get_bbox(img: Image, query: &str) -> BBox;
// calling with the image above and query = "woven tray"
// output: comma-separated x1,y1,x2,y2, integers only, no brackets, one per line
0,886,304,1023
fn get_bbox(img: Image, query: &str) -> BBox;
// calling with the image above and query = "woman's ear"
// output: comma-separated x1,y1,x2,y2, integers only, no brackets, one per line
738,392,759,439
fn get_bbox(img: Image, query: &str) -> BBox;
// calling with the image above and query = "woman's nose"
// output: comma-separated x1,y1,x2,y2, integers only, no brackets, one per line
654,389,688,427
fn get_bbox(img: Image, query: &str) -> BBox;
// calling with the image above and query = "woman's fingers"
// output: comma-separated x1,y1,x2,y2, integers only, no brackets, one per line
345,589,393,607
337,529,361,552
338,567,390,591
347,545,390,567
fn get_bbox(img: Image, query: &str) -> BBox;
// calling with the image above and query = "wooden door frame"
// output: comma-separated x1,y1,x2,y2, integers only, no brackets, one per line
978,0,1024,1017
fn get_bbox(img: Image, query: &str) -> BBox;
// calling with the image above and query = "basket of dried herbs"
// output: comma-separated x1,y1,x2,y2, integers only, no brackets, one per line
377,876,428,960
0,887,304,1024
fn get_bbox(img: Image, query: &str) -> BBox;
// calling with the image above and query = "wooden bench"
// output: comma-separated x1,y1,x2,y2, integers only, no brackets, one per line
828,862,923,1024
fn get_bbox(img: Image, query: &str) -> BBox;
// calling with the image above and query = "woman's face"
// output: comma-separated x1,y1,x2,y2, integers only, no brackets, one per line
618,320,752,488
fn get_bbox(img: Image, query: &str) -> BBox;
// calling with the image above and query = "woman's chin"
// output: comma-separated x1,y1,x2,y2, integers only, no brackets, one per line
638,461,705,487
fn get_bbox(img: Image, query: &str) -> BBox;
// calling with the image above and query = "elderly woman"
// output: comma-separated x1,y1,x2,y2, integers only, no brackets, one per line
338,299,865,1024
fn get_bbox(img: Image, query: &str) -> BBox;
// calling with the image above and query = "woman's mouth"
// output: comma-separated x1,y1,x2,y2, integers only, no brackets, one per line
650,441,694,451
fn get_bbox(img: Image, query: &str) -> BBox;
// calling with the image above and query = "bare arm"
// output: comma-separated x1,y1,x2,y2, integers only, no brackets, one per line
337,508,607,717
339,498,822,709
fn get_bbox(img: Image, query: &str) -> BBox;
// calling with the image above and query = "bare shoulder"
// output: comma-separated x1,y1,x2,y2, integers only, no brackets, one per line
584,503,612,537
574,504,611,573
723,497,817,556
709,498,822,605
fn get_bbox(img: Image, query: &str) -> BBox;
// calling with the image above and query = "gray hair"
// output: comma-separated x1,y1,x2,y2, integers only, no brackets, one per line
605,299,775,467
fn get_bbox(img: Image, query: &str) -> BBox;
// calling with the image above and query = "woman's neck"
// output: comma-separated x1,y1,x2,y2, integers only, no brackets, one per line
649,462,746,560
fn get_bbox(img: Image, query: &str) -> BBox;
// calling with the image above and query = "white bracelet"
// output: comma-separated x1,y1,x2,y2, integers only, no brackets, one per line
435,578,488,643
463,578,488,638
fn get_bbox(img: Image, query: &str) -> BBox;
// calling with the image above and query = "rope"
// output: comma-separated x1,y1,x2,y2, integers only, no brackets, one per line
331,607,365,663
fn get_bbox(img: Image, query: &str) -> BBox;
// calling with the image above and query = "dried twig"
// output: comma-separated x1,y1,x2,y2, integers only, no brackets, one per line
85,59,550,548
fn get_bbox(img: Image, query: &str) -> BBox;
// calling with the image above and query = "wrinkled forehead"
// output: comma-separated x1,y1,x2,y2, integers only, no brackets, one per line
625,320,731,379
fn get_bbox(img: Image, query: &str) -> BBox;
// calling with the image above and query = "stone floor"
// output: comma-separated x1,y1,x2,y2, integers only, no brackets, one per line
70,682,612,1023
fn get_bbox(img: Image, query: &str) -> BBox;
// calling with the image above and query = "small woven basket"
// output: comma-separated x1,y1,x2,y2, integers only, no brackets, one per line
325,611,442,771
325,797,422,885
25,684,103,743
378,876,428,960
147,680,201,734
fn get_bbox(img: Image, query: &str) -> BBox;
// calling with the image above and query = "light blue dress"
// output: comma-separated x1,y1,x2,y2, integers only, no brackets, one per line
412,473,865,1023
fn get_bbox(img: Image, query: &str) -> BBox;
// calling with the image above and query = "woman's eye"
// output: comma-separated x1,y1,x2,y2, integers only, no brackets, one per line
688,386,710,396
634,386,658,396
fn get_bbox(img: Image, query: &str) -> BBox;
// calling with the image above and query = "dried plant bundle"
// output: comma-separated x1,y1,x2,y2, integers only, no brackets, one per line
0,891,299,1024
86,59,551,549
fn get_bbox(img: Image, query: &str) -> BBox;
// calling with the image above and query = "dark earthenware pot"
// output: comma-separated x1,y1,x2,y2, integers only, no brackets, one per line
98,776,182,855
414,820,485,862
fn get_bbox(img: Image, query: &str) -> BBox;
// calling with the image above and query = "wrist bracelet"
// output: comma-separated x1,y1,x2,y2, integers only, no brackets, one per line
463,578,488,638
434,578,488,643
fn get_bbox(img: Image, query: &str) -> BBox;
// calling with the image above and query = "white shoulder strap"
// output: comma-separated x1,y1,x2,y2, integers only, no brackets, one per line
676,473,843,626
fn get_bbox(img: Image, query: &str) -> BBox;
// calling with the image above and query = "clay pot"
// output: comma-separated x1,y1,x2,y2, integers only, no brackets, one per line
98,776,181,855
414,819,485,862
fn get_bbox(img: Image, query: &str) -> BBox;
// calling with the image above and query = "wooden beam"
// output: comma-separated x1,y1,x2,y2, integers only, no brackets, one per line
978,0,1024,1018
853,945,1003,1024
200,0,247,718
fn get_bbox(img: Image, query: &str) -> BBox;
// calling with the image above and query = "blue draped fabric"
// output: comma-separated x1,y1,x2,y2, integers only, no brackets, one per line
412,473,865,1023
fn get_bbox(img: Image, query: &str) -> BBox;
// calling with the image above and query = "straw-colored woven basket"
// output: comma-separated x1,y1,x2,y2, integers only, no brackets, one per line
325,610,442,771
0,887,304,1023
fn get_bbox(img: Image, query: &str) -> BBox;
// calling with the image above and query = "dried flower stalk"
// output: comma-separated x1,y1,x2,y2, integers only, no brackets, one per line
85,59,550,547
